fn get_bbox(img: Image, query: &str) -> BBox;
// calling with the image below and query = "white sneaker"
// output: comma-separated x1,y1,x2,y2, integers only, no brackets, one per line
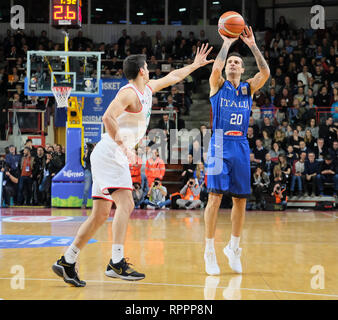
223,244,242,274
204,251,220,275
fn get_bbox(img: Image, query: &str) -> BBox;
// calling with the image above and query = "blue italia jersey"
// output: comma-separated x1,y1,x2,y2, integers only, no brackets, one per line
209,80,252,157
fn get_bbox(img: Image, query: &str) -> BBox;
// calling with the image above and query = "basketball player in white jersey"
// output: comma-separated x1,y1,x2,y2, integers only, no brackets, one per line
52,44,214,286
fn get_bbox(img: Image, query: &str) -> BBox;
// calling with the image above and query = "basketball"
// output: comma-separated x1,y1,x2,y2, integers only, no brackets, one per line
218,11,245,38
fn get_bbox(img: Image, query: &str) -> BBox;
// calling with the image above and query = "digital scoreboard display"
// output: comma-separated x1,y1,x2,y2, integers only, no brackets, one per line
51,0,82,29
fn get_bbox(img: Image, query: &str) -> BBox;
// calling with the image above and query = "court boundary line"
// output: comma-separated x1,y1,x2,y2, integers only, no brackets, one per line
0,277,337,299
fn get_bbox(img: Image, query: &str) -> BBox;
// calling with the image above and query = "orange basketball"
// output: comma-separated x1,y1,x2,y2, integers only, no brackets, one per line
218,11,245,38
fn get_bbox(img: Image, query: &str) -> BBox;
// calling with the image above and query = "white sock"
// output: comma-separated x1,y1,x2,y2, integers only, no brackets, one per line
64,243,80,264
205,238,215,253
230,235,240,250
112,244,124,264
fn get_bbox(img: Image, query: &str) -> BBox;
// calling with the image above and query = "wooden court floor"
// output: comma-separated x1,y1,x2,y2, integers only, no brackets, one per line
0,207,337,300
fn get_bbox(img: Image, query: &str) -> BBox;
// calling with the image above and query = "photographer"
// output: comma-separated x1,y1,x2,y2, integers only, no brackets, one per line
39,151,61,207
144,178,170,209
271,184,287,209
82,143,94,209
132,182,144,209
1,164,19,206
176,178,202,210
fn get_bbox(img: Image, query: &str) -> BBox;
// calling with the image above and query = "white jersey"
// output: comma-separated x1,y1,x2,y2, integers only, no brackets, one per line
101,83,153,149
90,83,153,199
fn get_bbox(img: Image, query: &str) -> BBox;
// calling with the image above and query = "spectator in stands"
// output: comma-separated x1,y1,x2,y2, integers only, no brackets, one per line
263,152,275,177
273,129,287,150
198,30,208,44
176,177,202,210
194,161,207,206
81,143,94,209
276,88,293,108
275,99,287,124
144,178,170,209
1,163,19,206
253,88,266,107
251,101,261,125
313,137,328,162
319,117,337,145
17,147,34,205
276,16,289,38
5,145,20,170
110,43,124,59
32,146,45,205
329,140,338,162
189,139,203,164
252,166,270,210
316,154,338,196
181,153,196,186
304,129,316,151
132,182,144,209
288,129,304,152
261,117,275,138
298,140,309,155
306,118,319,139
304,152,320,196
290,151,307,197
315,86,331,116
297,66,312,90
200,124,211,156
12,93,23,108
117,29,131,50
249,117,260,137
169,86,183,111
270,142,285,162
272,165,287,191
247,127,256,151
253,139,268,164
55,144,65,167
261,98,275,120
279,154,292,190
145,149,166,188
262,130,272,151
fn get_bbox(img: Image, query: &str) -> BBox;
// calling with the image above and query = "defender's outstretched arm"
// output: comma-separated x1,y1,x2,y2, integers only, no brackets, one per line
148,43,214,93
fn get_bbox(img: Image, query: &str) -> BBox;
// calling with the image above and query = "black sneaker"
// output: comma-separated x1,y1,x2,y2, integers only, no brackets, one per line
105,258,145,281
52,256,86,287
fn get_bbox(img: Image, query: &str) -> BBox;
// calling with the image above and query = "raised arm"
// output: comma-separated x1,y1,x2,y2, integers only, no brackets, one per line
209,34,238,97
240,26,270,94
148,43,214,93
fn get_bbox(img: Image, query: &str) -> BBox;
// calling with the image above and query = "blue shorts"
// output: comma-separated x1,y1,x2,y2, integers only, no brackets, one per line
206,137,251,198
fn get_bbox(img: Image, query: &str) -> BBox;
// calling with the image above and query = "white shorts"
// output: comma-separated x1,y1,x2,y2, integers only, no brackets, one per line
90,135,133,202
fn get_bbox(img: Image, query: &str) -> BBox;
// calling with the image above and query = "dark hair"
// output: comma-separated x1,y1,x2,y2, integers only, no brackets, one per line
123,54,147,80
226,52,244,67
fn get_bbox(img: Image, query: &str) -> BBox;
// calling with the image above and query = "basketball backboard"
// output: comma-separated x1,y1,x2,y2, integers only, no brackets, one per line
24,50,102,97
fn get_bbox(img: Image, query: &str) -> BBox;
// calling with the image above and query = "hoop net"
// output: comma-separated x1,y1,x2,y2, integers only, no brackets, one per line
52,86,72,108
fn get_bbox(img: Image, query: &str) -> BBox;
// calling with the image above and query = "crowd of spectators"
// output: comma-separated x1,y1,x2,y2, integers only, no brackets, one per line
1,139,65,207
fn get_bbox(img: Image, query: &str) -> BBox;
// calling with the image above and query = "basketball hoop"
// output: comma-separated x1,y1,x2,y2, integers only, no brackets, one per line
52,86,72,108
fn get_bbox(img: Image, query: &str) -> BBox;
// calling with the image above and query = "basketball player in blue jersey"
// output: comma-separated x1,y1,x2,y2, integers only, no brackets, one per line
204,26,270,275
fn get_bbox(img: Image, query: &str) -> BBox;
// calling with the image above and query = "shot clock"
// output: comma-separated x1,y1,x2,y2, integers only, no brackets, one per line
51,0,82,29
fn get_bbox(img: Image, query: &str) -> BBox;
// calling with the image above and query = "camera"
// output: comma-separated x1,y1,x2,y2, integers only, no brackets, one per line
154,181,159,187
189,181,194,186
